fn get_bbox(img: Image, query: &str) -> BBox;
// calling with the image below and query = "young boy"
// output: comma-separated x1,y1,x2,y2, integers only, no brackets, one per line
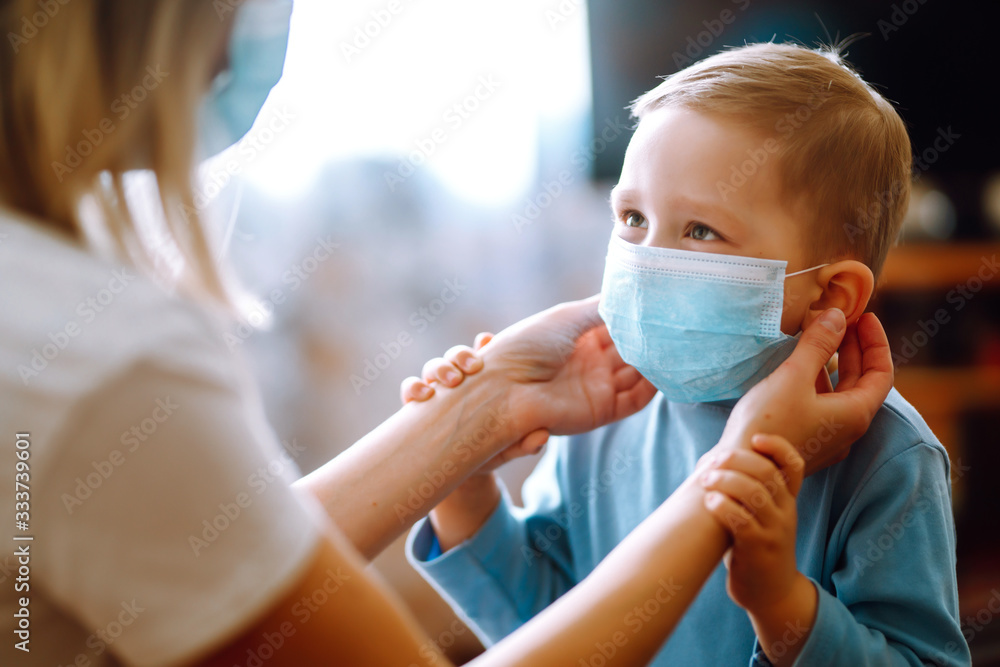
406,43,970,666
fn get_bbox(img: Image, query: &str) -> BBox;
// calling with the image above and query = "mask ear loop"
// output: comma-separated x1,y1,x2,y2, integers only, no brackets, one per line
217,180,245,263
786,263,830,277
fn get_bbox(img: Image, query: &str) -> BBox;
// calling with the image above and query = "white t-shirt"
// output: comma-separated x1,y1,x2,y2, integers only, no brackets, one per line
0,209,322,666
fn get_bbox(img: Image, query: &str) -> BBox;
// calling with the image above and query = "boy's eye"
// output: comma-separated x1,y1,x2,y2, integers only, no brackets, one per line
623,212,648,229
688,223,720,241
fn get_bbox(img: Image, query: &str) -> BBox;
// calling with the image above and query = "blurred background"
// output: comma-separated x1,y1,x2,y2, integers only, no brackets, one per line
202,0,1000,663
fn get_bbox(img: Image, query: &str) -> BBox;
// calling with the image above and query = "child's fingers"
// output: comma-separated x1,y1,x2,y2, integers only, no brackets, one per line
703,449,782,491
444,345,483,375
422,357,464,387
400,376,434,404
750,433,805,498
700,469,780,528
703,488,757,537
474,332,495,350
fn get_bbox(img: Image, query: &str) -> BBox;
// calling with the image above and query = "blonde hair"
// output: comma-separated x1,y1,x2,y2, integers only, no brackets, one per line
0,0,238,311
631,42,912,278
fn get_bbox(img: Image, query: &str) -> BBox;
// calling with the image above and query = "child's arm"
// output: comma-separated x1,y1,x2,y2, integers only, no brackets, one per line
700,433,814,666
703,436,970,667
406,436,580,645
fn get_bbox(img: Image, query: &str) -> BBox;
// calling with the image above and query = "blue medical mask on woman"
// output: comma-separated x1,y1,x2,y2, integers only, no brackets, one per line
199,0,293,157
598,233,828,404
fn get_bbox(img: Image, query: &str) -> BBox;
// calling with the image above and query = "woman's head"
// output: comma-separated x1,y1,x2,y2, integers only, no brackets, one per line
0,0,236,308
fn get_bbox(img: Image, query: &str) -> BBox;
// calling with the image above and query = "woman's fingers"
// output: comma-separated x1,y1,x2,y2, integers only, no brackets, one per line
613,367,657,420
834,322,862,391
821,312,894,437
480,429,550,472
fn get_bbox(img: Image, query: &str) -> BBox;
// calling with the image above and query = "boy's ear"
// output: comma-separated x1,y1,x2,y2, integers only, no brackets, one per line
804,260,874,327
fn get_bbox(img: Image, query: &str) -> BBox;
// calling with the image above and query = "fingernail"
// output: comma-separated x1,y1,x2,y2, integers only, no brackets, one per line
820,308,845,334
701,471,718,486
443,370,460,384
416,384,433,400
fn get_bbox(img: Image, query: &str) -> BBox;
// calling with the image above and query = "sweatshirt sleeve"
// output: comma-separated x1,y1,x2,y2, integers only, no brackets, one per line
405,439,577,646
750,443,970,667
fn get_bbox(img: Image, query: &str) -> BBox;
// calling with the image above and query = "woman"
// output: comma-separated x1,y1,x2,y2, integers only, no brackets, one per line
0,1,892,665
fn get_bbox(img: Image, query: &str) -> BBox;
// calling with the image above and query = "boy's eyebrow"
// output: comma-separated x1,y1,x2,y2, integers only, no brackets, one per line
608,185,634,208
609,186,747,229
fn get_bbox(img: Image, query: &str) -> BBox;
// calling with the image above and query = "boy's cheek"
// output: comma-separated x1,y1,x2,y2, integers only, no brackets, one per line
779,291,810,335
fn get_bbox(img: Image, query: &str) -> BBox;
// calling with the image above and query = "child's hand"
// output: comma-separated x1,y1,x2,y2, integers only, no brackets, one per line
699,433,806,616
400,332,550,475
399,332,493,404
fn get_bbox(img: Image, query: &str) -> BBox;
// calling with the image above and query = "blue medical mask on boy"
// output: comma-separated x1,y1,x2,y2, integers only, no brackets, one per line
199,0,293,157
598,233,828,404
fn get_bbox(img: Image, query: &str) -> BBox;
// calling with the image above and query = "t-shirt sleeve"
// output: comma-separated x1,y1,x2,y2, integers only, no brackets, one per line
34,310,323,666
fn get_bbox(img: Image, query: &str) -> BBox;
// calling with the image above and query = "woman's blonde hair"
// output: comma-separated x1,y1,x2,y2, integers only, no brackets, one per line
0,0,237,311
632,42,912,279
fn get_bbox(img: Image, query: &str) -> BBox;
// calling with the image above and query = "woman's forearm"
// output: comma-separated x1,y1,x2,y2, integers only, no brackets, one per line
473,476,729,667
296,365,520,560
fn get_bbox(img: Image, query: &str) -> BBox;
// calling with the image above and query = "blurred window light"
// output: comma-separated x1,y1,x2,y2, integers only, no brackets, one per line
220,0,592,206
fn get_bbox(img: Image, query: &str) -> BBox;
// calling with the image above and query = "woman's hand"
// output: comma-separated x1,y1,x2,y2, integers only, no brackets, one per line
402,294,658,452
718,308,894,476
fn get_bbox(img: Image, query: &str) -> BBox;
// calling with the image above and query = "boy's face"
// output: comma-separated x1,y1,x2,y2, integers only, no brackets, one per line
611,107,817,335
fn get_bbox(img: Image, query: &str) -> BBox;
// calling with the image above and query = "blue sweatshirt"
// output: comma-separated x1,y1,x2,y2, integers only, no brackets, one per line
406,388,971,666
